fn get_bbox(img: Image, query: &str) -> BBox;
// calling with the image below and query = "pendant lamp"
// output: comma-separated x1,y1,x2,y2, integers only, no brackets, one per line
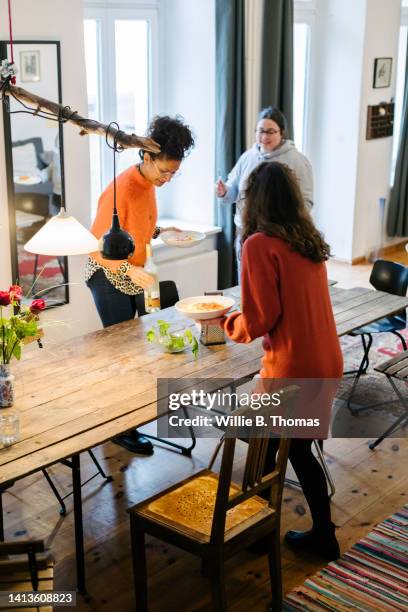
23,126,99,256
99,123,134,260
24,210,98,255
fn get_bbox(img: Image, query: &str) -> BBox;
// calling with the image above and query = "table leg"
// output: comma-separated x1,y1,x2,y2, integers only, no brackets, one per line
71,454,86,594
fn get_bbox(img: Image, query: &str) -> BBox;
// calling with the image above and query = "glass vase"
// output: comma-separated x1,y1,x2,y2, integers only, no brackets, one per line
0,364,15,408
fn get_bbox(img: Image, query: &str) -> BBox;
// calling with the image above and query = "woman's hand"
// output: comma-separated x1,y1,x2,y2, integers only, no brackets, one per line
215,178,227,198
126,266,154,289
197,316,226,328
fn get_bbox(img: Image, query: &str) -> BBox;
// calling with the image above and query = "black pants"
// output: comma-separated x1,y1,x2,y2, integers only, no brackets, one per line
86,268,146,328
265,438,332,530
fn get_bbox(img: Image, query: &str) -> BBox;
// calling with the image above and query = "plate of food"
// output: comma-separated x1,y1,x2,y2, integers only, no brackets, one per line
14,175,41,185
175,295,235,320
160,230,206,248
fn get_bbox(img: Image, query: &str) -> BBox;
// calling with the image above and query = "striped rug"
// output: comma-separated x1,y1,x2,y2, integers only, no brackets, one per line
283,504,408,611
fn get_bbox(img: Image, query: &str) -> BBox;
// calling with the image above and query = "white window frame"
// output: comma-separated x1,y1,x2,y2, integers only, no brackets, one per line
294,0,316,156
84,1,158,190
390,5,408,182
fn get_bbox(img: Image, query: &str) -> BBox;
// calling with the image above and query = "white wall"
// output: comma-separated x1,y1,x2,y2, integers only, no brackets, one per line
308,0,366,261
8,43,59,150
353,0,401,259
308,0,402,262
0,0,101,341
156,0,215,225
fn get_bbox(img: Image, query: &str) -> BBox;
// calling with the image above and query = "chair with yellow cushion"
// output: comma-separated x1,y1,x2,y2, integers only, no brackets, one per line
128,399,292,612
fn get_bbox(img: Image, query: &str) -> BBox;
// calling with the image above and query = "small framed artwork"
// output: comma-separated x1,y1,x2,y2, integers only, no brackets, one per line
19,50,41,82
373,57,392,88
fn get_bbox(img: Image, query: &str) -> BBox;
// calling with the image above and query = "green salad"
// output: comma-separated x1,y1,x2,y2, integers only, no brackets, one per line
146,319,199,359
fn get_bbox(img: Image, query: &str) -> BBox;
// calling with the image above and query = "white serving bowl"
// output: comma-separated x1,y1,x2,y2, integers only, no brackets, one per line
161,230,206,248
175,295,235,320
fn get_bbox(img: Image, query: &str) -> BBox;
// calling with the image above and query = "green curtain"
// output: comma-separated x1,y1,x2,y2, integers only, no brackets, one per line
260,0,294,139
215,0,246,289
387,43,408,236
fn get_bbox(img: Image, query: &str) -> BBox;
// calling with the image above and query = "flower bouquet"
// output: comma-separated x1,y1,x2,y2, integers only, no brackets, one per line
0,285,46,407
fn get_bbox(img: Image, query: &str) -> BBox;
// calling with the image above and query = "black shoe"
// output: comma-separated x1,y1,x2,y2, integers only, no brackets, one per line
284,526,340,561
113,430,154,455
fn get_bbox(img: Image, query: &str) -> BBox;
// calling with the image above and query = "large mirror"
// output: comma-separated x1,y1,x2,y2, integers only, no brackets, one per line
1,40,68,307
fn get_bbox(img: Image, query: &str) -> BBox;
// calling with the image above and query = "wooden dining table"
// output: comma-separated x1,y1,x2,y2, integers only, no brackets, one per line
1,283,408,593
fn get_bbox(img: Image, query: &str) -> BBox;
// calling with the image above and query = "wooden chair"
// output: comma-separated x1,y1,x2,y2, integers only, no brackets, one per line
0,539,54,611
128,398,293,611
369,349,408,449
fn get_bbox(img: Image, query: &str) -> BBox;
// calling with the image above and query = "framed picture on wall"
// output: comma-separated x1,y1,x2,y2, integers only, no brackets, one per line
19,50,41,82
373,57,392,88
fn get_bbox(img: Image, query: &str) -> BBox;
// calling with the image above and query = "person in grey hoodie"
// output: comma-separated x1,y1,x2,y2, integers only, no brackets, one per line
216,106,313,275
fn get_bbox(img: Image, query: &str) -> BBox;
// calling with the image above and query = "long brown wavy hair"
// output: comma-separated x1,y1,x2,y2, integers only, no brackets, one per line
241,161,331,262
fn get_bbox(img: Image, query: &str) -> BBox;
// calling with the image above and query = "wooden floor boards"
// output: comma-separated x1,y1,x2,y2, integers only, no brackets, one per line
2,428,407,611
3,247,408,610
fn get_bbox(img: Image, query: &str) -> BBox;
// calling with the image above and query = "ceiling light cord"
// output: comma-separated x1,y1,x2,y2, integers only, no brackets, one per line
7,0,16,85
105,122,124,224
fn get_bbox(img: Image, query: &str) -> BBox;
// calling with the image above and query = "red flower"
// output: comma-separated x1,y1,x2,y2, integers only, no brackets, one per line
0,291,11,306
9,285,23,302
29,299,46,313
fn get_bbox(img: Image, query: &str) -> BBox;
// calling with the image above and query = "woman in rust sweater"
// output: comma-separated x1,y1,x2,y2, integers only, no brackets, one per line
206,161,343,560
86,115,194,454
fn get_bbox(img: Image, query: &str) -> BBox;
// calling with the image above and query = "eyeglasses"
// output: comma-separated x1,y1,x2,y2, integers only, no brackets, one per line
152,159,182,179
255,128,281,136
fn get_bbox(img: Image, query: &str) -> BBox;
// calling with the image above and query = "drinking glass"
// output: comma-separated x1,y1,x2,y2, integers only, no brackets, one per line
0,414,20,447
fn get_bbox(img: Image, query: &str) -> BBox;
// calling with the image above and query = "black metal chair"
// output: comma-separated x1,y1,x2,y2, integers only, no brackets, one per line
135,280,181,315
346,259,408,414
158,280,180,309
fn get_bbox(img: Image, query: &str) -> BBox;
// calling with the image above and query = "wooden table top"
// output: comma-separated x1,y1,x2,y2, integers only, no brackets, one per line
1,284,407,486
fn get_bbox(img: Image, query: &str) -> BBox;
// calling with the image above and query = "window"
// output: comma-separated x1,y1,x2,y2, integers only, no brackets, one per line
114,19,149,174
391,23,408,182
84,5,157,217
293,22,310,152
84,19,102,215
293,1,315,153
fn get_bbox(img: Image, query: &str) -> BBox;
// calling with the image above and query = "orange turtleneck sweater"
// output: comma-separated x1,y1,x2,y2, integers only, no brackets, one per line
90,165,157,267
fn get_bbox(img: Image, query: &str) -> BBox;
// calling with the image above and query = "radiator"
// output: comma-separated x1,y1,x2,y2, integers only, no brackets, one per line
157,250,218,298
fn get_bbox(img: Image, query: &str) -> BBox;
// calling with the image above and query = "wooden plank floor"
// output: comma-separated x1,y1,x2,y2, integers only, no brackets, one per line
2,423,407,611
3,247,408,611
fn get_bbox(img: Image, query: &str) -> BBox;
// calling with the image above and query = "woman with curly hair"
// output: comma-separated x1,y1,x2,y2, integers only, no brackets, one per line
203,161,343,560
86,115,194,454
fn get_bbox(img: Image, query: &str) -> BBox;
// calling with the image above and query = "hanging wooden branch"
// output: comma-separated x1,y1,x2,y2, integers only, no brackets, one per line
0,79,161,154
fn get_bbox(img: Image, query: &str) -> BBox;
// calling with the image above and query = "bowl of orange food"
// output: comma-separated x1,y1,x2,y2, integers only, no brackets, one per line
175,295,235,320
160,230,206,248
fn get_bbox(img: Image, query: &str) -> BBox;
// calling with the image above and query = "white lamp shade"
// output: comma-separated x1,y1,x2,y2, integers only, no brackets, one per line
24,211,99,256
